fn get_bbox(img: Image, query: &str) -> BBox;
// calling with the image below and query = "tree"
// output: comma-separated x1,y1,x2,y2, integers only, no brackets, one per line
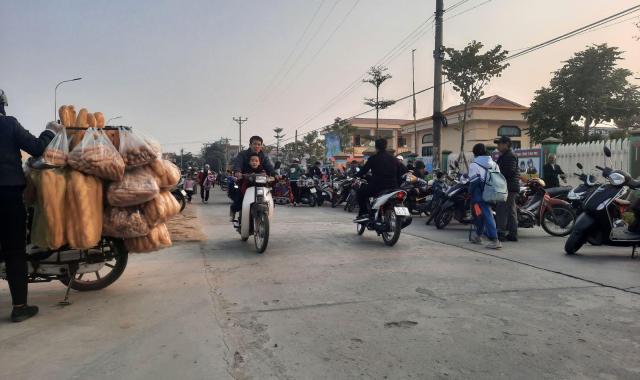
302,130,325,163
443,40,509,164
273,127,285,161
524,87,583,144
324,117,356,154
615,113,640,130
532,44,639,138
201,142,226,172
363,65,396,135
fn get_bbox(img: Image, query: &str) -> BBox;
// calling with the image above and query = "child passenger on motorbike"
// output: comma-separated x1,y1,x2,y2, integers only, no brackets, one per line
230,153,265,221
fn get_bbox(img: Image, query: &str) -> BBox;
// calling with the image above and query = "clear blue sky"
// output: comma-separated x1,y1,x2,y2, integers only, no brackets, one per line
2,0,639,152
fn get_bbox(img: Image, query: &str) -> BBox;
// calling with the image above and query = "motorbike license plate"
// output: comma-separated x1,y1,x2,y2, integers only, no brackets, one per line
394,207,410,216
310,188,317,193
180,190,187,196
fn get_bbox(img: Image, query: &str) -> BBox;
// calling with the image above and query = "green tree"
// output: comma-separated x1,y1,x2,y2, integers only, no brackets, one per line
201,142,226,172
302,130,325,163
524,87,583,144
324,117,356,154
273,127,285,160
443,40,509,163
363,65,396,135
530,44,639,138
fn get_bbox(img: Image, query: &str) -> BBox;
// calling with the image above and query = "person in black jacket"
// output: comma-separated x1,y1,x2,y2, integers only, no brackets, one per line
494,136,519,241
354,138,407,221
0,89,61,322
542,154,565,188
308,161,322,178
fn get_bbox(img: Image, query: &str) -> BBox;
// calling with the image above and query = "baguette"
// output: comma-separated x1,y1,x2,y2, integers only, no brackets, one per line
124,223,172,253
75,108,89,129
66,170,103,249
94,112,105,129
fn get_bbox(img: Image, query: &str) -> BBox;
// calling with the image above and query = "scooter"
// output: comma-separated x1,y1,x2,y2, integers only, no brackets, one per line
401,172,432,216
431,171,472,229
565,146,640,257
353,178,412,246
567,162,600,215
313,176,332,207
171,177,187,212
516,177,576,236
273,177,293,205
296,175,318,207
232,173,274,253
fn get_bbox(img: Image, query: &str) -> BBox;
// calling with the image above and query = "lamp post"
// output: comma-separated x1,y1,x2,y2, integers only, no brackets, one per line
54,77,82,120
412,49,418,156
106,116,122,126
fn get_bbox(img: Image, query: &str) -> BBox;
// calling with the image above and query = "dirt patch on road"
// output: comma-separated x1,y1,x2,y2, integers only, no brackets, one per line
167,204,207,242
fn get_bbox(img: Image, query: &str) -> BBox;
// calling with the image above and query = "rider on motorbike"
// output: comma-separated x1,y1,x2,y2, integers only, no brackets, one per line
231,136,275,221
308,161,322,178
354,138,407,222
0,89,62,322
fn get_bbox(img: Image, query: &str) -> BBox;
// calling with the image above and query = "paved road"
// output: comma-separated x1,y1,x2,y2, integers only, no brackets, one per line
1,189,639,379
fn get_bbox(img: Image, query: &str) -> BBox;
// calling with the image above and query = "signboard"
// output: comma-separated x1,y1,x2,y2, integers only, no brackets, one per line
491,148,542,181
324,133,341,159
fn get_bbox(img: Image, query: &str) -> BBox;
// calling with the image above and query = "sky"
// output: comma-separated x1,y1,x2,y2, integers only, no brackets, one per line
2,0,639,153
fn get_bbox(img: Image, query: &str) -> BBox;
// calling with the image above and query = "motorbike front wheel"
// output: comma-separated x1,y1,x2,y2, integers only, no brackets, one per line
381,208,401,246
541,205,575,237
564,229,586,254
253,211,269,253
59,239,129,291
356,222,366,235
435,208,453,229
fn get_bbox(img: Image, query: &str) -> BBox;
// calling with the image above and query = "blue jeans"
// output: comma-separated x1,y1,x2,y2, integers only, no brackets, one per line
473,201,497,240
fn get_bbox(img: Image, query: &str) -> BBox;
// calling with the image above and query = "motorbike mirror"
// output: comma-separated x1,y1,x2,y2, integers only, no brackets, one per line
449,164,454,170
576,163,583,170
454,161,459,168
355,167,360,173
603,146,612,158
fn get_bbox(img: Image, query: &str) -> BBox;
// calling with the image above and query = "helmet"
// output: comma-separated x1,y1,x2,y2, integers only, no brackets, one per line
292,158,300,163
0,89,7,106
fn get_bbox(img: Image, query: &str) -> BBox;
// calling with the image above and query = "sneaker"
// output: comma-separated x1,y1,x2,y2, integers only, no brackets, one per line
469,232,482,244
486,239,502,250
353,214,369,223
11,305,39,322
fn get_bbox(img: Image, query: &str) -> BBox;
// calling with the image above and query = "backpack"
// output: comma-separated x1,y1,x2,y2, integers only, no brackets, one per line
478,163,508,204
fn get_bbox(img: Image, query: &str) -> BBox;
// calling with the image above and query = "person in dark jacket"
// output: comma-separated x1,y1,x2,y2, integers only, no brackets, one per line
308,161,322,178
542,154,565,188
0,89,61,322
494,136,519,241
354,138,407,221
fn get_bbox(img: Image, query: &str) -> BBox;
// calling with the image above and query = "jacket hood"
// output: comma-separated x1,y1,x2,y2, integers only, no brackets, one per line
473,155,495,167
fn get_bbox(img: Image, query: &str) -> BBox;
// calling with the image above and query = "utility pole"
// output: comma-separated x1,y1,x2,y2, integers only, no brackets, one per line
180,148,184,172
432,0,444,169
295,129,298,156
412,48,418,156
233,116,248,151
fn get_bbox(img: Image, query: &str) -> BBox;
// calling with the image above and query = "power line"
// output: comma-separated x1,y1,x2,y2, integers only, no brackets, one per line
258,0,326,100
445,0,474,12
445,0,493,21
270,4,640,147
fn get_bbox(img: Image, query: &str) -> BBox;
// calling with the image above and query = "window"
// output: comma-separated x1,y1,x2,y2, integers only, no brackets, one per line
353,134,361,147
398,136,407,147
422,134,433,144
511,141,521,149
497,125,521,137
421,146,433,157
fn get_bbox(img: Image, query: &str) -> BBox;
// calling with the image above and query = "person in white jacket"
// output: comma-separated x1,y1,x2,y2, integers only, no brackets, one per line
468,143,502,249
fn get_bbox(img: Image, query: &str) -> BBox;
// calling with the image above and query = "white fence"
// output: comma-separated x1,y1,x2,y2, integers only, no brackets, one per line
555,139,629,187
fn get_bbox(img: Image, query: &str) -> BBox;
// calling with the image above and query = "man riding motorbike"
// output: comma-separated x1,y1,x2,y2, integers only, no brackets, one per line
308,161,322,178
346,160,359,177
0,89,62,322
230,136,275,221
354,138,407,222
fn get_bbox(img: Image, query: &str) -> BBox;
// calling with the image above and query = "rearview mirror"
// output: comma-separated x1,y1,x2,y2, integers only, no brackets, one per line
449,165,454,170
454,161,459,168
576,163,583,170
604,146,612,158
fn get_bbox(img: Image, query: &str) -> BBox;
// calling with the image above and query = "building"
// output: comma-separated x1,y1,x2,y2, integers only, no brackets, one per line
327,118,413,164
400,95,532,163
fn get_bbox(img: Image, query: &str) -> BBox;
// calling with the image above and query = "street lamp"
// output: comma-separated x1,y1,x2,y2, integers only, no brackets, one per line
54,77,82,120
106,116,122,125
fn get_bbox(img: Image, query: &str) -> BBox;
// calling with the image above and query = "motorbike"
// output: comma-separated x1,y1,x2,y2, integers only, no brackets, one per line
1,233,128,305
516,177,576,236
296,175,318,207
232,173,274,253
273,177,293,205
353,178,412,246
430,171,472,229
567,162,600,215
171,177,187,212
401,172,433,216
565,146,640,257
313,177,333,207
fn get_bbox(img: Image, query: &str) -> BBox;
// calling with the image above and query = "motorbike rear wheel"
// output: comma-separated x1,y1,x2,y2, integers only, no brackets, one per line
356,222,366,235
58,239,128,291
381,208,401,246
253,211,269,253
564,229,586,254
435,208,453,229
176,194,187,212
541,205,575,237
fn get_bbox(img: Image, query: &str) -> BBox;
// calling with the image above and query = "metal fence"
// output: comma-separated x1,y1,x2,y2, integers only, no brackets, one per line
555,139,629,186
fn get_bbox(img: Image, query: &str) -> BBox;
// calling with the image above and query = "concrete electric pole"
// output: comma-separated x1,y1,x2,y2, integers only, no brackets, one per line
233,116,248,151
432,0,444,170
412,48,418,156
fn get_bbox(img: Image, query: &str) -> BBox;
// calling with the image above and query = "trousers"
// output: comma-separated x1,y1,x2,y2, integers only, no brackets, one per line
496,191,518,238
473,201,498,240
0,187,28,305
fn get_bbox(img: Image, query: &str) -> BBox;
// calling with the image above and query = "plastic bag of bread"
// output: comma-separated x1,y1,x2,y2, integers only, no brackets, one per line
119,128,158,167
149,159,181,190
103,207,149,238
125,223,172,253
42,129,69,167
68,127,125,181
29,168,68,249
143,191,181,226
107,167,159,207
65,170,103,249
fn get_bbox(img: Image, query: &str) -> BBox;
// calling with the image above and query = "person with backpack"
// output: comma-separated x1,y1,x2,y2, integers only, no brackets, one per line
468,143,503,249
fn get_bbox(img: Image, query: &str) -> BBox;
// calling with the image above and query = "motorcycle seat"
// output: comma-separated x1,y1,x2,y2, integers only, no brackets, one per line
376,188,399,197
614,199,631,207
611,227,640,241
546,186,572,197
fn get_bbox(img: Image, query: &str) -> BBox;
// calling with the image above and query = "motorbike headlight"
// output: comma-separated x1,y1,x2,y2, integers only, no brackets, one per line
567,190,578,200
608,173,625,186
256,188,264,196
255,175,267,184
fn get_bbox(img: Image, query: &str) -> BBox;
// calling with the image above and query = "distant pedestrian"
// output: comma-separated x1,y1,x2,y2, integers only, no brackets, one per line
202,170,215,203
543,154,565,188
494,136,519,242
198,164,210,202
468,143,501,249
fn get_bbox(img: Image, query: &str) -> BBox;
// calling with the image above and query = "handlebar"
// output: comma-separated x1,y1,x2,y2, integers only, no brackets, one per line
595,166,604,171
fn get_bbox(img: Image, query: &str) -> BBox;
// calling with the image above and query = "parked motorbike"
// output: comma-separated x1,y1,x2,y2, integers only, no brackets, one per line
565,146,640,257
567,162,600,215
296,175,318,207
232,173,274,253
353,178,412,246
516,177,576,236
273,177,293,205
430,171,472,229
171,177,187,212
313,177,332,207
401,173,433,216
